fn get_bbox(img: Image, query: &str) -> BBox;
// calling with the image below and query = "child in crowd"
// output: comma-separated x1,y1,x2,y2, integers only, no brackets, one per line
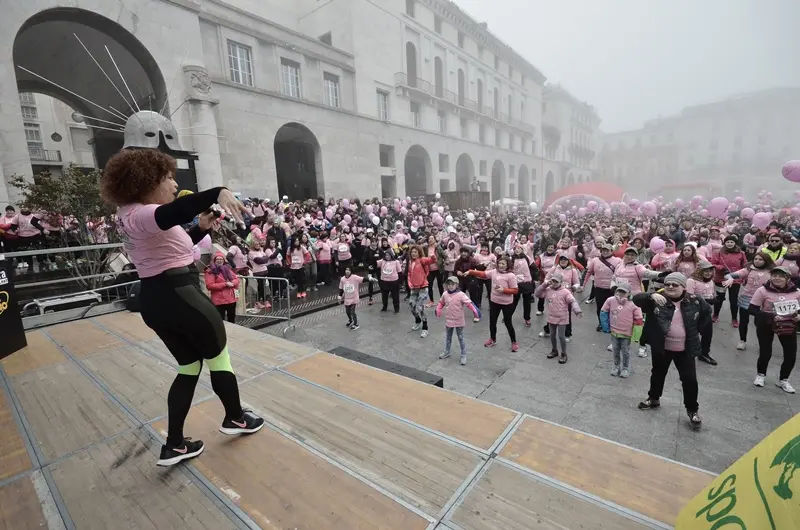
686,261,718,365
338,266,364,330
535,272,583,364
435,276,481,366
600,281,643,378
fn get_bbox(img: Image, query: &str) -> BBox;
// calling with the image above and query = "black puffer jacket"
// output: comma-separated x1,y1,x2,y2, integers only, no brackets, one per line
633,291,711,357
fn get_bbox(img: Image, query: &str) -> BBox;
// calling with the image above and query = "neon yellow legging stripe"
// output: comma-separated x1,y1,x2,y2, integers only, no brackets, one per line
176,346,234,376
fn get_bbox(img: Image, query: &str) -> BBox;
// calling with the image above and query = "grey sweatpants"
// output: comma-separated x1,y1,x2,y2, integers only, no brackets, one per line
549,323,568,353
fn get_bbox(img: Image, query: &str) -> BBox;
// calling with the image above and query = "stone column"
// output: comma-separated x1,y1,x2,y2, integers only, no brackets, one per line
181,65,223,190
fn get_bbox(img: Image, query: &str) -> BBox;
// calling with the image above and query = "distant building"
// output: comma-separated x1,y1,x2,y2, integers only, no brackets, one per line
599,88,800,201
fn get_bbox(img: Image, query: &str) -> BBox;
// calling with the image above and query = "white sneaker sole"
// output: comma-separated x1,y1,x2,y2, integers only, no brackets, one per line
157,445,204,467
219,422,265,436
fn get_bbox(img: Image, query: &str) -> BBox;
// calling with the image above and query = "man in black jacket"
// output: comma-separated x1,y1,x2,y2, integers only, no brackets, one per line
633,272,712,429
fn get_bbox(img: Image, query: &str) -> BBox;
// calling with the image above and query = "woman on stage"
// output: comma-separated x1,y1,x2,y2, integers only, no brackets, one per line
101,149,264,467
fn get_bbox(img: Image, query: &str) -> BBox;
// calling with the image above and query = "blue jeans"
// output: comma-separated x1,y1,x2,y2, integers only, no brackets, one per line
611,335,632,370
445,326,466,357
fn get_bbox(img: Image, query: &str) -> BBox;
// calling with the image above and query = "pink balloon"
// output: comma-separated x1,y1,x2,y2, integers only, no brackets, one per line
578,207,587,216
707,197,729,218
791,207,800,218
325,209,333,220
434,216,444,227
734,196,745,205
752,212,771,230
400,207,408,215
741,207,755,220
365,205,373,215
604,208,611,217
641,201,657,216
649,237,665,253
571,206,577,212
674,198,684,208
700,209,709,217
342,199,350,208
437,206,444,214
558,213,567,222
343,214,352,224
587,200,598,210
380,206,388,216
411,220,419,228
783,160,800,183
629,199,641,209
192,247,202,261
411,204,418,212
401,199,407,207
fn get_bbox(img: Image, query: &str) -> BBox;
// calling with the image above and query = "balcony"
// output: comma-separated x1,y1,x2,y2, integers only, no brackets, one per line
28,147,62,164
394,72,482,119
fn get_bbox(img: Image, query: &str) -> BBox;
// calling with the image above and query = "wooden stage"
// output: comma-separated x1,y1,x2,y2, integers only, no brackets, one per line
0,312,716,529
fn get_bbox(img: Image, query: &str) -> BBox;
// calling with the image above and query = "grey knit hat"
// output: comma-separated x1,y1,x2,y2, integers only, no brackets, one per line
697,260,714,270
664,272,688,287
446,275,459,285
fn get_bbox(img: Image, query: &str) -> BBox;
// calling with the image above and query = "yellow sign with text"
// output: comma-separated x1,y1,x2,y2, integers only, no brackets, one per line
676,413,800,530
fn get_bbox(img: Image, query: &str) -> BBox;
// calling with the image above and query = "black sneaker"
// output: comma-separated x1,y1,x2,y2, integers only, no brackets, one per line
380,308,388,312
157,438,204,467
345,321,353,328
698,354,718,366
558,352,568,364
547,350,558,359
350,324,360,330
688,411,702,428
595,325,603,332
638,398,661,410
219,409,265,435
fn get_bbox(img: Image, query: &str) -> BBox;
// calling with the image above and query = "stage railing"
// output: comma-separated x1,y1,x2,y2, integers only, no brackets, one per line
235,275,296,337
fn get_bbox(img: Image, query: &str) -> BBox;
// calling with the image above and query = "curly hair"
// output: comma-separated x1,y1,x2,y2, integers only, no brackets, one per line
101,149,177,206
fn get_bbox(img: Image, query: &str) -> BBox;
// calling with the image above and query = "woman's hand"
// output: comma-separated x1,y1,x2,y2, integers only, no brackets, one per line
217,189,248,224
721,278,734,288
651,293,667,306
197,211,217,231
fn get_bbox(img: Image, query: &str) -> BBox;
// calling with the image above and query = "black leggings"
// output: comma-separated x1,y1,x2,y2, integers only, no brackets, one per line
594,287,613,324
537,296,545,312
756,323,797,380
427,269,443,300
489,301,516,342
217,303,236,323
291,268,305,293
739,307,752,342
511,291,533,321
140,269,243,447
714,283,740,319
380,280,400,311
471,278,491,307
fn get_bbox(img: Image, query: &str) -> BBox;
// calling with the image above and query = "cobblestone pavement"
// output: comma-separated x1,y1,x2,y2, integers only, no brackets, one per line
261,294,799,474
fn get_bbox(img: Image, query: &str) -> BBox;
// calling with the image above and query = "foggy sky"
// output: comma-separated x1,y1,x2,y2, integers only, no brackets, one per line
456,0,799,132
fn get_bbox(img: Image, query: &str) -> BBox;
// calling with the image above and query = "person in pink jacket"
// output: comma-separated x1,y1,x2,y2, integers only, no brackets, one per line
535,272,583,364
435,277,481,365
583,244,621,331
338,267,364,330
204,252,241,323
600,281,643,378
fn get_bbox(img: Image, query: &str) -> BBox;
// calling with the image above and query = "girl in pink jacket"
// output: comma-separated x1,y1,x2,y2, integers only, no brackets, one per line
535,272,583,364
435,277,481,365
600,281,643,377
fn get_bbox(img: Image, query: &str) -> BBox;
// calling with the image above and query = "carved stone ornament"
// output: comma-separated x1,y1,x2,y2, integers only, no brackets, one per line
183,65,217,103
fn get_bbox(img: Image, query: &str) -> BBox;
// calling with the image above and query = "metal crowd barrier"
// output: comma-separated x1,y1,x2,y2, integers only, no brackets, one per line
235,274,296,337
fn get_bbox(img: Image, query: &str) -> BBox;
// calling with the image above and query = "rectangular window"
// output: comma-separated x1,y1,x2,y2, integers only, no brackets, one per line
19,92,36,105
434,16,442,34
495,129,501,147
24,122,42,143
509,65,514,80
479,160,487,176
406,0,415,17
323,72,340,108
437,110,446,134
458,32,465,49
379,144,395,167
227,41,254,87
479,124,485,143
281,58,301,98
410,102,421,128
494,55,500,70
21,105,38,120
461,118,468,139
377,90,389,120
439,154,449,172
319,32,332,46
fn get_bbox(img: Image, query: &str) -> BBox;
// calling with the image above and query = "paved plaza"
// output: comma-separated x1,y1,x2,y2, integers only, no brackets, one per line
262,296,799,474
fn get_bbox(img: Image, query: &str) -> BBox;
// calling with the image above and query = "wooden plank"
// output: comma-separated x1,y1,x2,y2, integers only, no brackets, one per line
451,462,649,530
50,432,238,530
499,417,715,526
46,320,123,358
285,353,517,450
12,362,134,462
153,400,429,530
92,312,159,343
81,345,212,421
239,372,480,515
0,389,31,480
223,322,318,366
1,330,66,377
0,476,48,530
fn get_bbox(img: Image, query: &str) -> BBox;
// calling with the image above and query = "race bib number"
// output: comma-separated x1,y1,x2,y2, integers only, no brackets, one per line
338,244,349,253
343,284,356,293
773,299,799,316
382,265,395,276
516,274,525,283
291,255,302,264
233,287,240,300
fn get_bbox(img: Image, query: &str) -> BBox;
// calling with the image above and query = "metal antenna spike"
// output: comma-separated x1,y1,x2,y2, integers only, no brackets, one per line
170,99,188,118
73,33,138,117
108,106,129,120
161,44,189,116
74,114,125,127
84,124,126,134
16,65,125,121
105,45,140,112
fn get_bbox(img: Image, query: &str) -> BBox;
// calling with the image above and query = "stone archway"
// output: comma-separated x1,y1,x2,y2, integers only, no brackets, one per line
404,144,432,198
491,160,505,201
545,171,555,197
274,123,323,200
518,165,530,203
455,153,474,192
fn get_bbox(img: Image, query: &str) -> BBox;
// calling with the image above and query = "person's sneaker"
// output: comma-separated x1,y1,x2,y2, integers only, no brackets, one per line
547,349,558,359
610,366,620,376
380,307,388,312
264,301,272,309
420,330,429,338
596,325,603,332
754,374,766,387
157,438,204,467
565,337,571,343
394,309,400,314
736,341,746,351
688,411,702,428
638,398,660,410
536,310,543,316
439,351,451,359
698,354,718,366
350,324,360,331
511,342,519,352
731,319,739,328
638,346,648,358
302,292,308,298
620,369,630,378
296,293,303,299
776,380,796,394
585,298,594,304
473,317,481,323
220,409,265,435
558,352,568,364
484,339,497,347
711,315,719,323
538,331,549,338
411,323,422,331
607,343,614,352
368,298,374,305
460,356,467,366
525,320,531,327
345,321,353,328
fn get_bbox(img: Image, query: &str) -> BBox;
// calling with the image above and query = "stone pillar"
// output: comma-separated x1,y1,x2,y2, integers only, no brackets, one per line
0,57,32,208
181,65,223,190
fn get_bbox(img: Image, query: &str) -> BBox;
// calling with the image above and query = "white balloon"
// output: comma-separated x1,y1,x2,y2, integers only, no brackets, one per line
371,215,380,225
445,215,453,224
467,212,475,221
435,192,441,199
529,202,538,210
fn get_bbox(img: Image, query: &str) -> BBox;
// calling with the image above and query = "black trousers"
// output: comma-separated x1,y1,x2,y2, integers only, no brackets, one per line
470,278,491,307
700,320,713,356
511,290,533,321
291,268,305,293
739,307,752,342
594,287,613,324
317,262,332,285
756,324,797,380
714,283,740,320
380,280,400,311
345,304,358,325
537,296,545,312
489,301,516,342
648,349,699,413
338,258,352,277
216,303,236,323
427,269,443,300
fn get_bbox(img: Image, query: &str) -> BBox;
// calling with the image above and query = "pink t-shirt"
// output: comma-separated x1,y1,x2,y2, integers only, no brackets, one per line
339,274,363,305
485,269,518,305
228,245,248,269
377,259,399,282
248,250,268,273
512,258,532,283
117,203,194,278
11,214,41,238
316,240,332,262
289,248,305,270
686,278,715,300
427,245,439,270
336,241,352,261
664,301,686,352
749,286,800,315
